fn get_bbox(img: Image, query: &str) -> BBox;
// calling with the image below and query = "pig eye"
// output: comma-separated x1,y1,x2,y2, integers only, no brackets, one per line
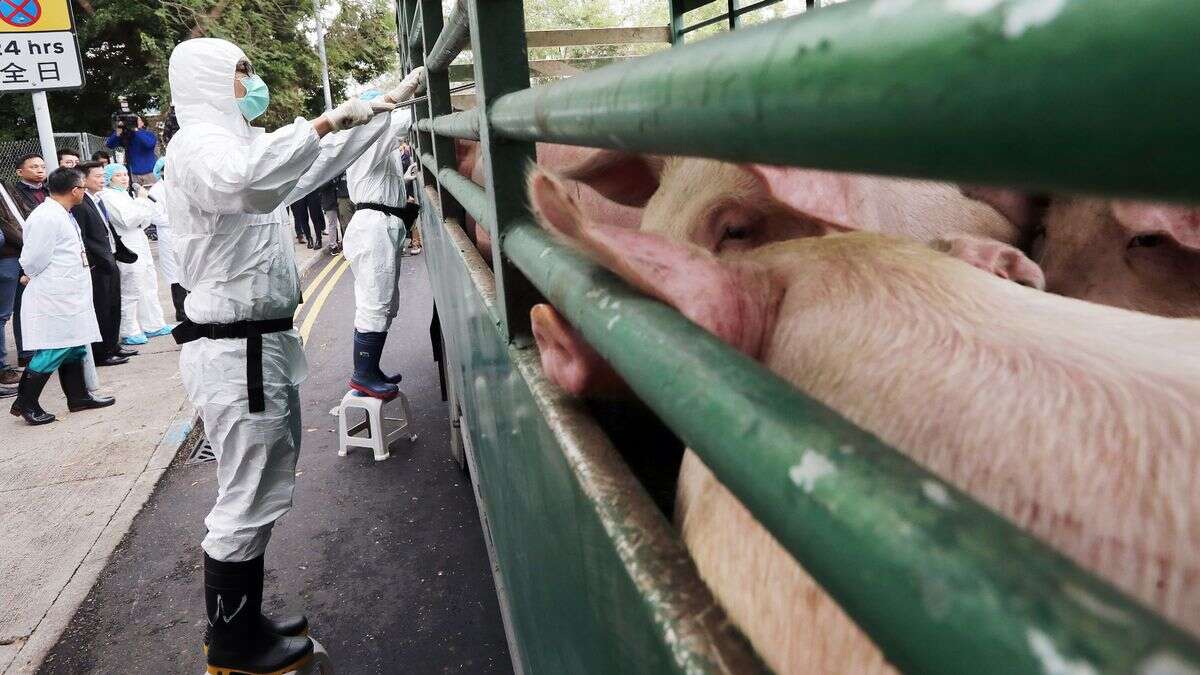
1128,234,1164,249
712,205,763,252
725,225,752,240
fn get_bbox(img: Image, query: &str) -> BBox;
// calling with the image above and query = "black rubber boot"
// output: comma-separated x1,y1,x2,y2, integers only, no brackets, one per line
349,330,398,399
204,614,309,653
9,369,56,425
204,553,313,675
59,360,116,412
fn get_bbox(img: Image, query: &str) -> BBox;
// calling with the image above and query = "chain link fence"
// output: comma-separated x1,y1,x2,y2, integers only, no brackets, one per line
0,132,109,222
0,132,110,178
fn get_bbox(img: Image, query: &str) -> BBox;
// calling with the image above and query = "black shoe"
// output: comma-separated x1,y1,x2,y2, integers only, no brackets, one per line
59,360,116,412
116,348,139,357
204,554,313,674
9,369,55,425
96,355,130,367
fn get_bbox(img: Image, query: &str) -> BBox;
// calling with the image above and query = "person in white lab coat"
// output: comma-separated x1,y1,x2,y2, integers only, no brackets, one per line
146,157,187,322
166,38,419,673
9,168,115,425
101,163,170,344
342,96,423,399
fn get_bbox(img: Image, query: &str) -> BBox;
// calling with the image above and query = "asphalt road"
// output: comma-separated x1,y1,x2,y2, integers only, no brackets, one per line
37,250,512,674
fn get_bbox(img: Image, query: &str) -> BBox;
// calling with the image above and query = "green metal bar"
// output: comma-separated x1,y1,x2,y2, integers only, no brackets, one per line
727,0,738,29
416,108,481,140
397,0,413,71
679,11,728,35
426,0,470,73
407,2,423,51
733,0,782,19
420,152,488,225
503,219,1200,675
668,0,686,46
466,0,541,344
404,0,433,189
418,0,465,231
490,0,1200,202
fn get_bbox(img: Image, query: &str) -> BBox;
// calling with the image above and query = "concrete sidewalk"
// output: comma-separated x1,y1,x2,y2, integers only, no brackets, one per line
0,239,324,674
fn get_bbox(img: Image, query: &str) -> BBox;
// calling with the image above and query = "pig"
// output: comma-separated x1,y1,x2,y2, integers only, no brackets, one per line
557,151,1045,288
453,141,644,260
526,168,1200,674
963,189,1200,318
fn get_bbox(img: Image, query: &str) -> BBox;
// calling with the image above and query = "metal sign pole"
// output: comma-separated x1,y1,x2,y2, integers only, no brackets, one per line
313,0,334,111
31,91,56,160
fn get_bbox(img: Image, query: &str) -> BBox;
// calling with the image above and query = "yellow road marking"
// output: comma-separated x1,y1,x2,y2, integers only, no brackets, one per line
296,253,343,324
298,257,351,345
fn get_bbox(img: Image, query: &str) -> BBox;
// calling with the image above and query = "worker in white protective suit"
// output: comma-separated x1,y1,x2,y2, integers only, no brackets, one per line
166,38,423,675
342,97,422,399
101,163,170,344
146,157,187,322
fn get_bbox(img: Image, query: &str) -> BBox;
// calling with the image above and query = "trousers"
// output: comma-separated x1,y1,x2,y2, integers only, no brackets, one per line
180,330,307,562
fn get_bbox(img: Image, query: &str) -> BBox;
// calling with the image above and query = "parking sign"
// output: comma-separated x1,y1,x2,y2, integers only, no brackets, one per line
0,0,84,92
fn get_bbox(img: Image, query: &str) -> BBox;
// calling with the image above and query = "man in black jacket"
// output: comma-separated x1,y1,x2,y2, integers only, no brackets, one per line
74,161,134,366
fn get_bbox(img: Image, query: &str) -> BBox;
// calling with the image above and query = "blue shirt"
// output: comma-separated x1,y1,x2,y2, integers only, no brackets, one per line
106,129,158,175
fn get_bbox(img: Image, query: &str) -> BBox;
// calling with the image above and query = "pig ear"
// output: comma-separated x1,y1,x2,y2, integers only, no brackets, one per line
527,169,779,358
531,304,627,397
932,236,1046,289
741,164,855,233
554,149,662,208
959,185,1046,230
1112,201,1200,250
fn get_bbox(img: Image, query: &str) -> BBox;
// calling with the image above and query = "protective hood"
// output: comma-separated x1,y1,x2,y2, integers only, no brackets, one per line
104,162,129,191
169,38,250,134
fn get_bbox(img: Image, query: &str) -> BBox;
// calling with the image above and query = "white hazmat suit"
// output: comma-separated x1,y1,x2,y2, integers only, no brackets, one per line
343,109,415,333
102,186,168,339
166,38,391,563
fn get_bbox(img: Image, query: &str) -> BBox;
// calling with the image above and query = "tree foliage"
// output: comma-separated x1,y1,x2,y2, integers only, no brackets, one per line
0,0,399,142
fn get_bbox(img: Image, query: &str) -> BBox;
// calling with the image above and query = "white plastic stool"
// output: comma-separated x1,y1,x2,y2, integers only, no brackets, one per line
202,636,333,674
336,390,417,461
294,636,334,674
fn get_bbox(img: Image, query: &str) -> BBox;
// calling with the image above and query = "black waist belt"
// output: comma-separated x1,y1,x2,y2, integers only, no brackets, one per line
355,201,420,224
172,317,294,413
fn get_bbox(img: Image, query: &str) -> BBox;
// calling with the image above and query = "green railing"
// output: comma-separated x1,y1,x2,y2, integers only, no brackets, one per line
401,0,1200,672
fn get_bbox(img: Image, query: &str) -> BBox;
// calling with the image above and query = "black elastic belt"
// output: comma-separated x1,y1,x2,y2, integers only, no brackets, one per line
355,201,420,225
172,317,294,413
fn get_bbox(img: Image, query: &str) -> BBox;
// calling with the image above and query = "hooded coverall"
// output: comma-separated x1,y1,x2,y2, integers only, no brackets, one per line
166,38,390,562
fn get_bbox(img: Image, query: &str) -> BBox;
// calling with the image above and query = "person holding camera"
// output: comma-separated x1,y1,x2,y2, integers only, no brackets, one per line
105,115,158,187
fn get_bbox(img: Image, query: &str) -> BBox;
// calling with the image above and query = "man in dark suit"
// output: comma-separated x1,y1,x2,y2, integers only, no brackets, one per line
74,161,135,366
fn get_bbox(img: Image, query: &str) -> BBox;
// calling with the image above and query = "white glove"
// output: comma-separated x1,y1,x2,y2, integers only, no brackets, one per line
327,97,375,131
384,66,426,106
403,162,419,181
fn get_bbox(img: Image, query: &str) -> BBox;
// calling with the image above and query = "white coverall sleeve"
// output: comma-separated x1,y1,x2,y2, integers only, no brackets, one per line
284,112,392,206
105,192,152,233
172,118,324,216
18,212,56,277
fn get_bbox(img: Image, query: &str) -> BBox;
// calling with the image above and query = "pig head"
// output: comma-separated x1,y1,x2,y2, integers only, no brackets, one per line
558,151,1042,287
528,169,1200,673
965,189,1200,317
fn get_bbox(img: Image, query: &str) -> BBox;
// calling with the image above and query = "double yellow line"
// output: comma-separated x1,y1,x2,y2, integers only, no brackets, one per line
296,254,351,345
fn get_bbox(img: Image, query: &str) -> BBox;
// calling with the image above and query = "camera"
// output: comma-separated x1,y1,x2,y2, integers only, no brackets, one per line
112,96,139,139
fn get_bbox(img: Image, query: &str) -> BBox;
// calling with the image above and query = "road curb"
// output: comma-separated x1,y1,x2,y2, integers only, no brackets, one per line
4,401,196,675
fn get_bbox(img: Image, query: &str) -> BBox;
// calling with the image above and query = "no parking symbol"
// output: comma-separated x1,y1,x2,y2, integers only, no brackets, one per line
0,0,82,91
0,0,42,28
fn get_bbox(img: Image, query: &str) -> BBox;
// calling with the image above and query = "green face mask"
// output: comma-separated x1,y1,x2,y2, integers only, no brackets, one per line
236,74,270,122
